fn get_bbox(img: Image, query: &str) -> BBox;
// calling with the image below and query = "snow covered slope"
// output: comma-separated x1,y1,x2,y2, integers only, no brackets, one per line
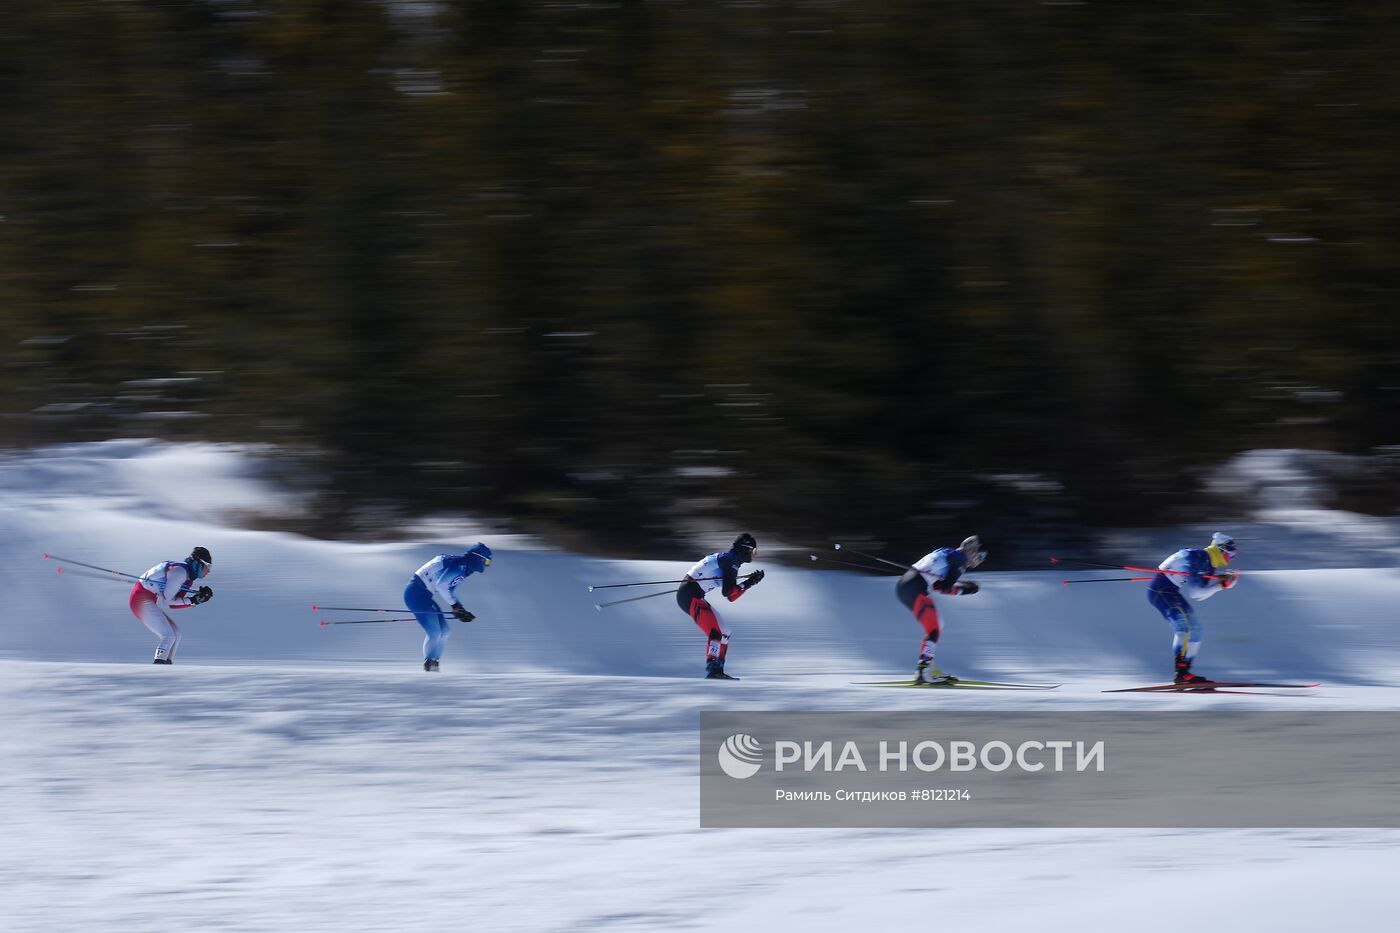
3,442,1399,933
5,662,1398,933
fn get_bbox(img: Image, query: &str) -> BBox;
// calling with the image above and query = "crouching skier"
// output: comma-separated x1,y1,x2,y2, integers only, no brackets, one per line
895,535,985,685
676,533,764,680
405,543,492,671
130,546,213,664
1148,531,1240,684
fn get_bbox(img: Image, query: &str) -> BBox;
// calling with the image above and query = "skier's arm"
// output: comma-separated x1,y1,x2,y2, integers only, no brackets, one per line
721,558,743,601
428,559,462,608
931,567,963,594
434,559,475,619
157,566,194,611
722,558,764,602
1184,578,1223,600
1183,553,1227,600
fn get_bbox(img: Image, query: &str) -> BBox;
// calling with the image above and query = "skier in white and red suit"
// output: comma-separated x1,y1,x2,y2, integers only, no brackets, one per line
129,546,213,664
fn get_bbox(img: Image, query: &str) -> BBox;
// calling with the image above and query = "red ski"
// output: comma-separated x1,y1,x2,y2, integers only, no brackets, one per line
1104,681,1319,693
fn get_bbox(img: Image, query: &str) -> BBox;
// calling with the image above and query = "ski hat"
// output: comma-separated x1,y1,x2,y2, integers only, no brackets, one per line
959,535,987,569
731,533,758,563
466,542,492,570
188,546,212,578
1207,532,1237,565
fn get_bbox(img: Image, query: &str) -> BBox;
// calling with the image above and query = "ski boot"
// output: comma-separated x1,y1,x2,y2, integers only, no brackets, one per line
705,659,738,680
1174,658,1208,685
153,658,172,665
423,659,440,672
915,661,957,686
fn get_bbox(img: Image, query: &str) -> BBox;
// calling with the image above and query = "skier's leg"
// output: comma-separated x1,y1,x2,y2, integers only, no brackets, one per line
405,579,448,666
420,618,449,662
677,581,732,676
899,571,942,674
1170,603,1204,681
129,585,178,662
1154,594,1196,663
166,619,182,661
687,596,731,664
895,570,925,611
1150,587,1201,679
914,594,944,677
1179,604,1202,662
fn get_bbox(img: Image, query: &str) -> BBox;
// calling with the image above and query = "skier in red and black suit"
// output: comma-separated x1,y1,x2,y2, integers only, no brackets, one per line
676,533,764,680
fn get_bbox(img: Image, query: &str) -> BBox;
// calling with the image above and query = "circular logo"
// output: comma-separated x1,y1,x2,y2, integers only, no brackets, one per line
717,733,764,779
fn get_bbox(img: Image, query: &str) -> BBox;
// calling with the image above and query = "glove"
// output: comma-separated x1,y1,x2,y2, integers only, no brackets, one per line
1217,569,1239,590
955,581,980,595
190,586,213,605
451,604,475,623
932,579,955,595
743,569,766,589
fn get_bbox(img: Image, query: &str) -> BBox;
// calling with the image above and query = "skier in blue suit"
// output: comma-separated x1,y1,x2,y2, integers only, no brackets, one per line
1148,532,1239,684
404,543,493,671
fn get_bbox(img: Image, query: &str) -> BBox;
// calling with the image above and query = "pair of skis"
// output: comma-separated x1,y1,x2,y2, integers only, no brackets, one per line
853,677,1319,693
854,678,1061,691
1103,680,1319,694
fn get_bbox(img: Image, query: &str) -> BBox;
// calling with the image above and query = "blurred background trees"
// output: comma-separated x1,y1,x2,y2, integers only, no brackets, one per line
2,1,1396,562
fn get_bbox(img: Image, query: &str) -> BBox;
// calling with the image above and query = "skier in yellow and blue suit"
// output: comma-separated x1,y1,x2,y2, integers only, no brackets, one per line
1147,532,1240,683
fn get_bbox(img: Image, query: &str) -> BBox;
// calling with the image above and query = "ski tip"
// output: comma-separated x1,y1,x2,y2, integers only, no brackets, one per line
808,555,818,561
42,552,50,560
593,604,603,612
586,586,595,592
310,603,319,610
1049,556,1060,564
318,619,328,627
1061,579,1071,585
833,543,842,551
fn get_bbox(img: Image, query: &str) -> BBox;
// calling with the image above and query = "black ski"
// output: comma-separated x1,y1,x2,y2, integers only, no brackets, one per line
1104,681,1319,693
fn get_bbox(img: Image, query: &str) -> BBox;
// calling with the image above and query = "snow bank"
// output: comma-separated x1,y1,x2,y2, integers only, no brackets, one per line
3,441,1398,683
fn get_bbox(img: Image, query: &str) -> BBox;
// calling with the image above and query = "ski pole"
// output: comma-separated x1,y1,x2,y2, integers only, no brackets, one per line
586,573,754,592
808,554,902,574
48,566,140,585
594,588,678,611
42,553,141,581
312,604,450,616
833,543,918,574
1049,557,1221,579
320,617,420,627
1060,577,1153,585
828,546,940,574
